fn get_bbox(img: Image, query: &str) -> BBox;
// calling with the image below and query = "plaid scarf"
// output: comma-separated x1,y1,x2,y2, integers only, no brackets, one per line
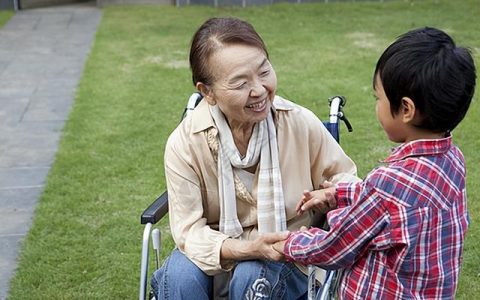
209,105,287,237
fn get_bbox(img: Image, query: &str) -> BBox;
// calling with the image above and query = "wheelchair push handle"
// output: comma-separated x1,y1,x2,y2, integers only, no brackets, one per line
328,96,352,132
181,92,203,120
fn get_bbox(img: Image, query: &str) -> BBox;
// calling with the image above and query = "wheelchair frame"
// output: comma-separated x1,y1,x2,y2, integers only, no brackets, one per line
139,93,351,300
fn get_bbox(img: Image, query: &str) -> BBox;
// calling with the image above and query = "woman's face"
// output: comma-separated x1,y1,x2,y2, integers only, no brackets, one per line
206,44,277,129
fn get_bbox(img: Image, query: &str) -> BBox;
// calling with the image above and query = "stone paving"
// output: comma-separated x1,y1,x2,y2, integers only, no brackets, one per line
0,4,101,298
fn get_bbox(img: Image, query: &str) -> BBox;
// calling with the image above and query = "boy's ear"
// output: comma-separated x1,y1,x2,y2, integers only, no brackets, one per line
196,82,216,105
400,97,416,123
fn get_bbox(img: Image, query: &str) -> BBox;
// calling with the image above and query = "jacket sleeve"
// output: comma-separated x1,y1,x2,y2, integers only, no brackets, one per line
303,107,360,188
164,127,231,275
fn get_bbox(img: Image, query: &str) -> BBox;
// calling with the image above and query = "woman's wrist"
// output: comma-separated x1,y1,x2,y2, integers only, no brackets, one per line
221,238,257,261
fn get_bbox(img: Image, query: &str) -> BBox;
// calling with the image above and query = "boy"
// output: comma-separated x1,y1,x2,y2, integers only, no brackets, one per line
274,27,476,299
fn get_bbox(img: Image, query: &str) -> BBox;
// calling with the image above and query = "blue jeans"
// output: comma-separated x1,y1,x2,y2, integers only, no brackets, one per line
151,249,308,300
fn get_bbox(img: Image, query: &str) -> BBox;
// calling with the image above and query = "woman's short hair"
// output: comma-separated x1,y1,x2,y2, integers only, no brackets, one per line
374,27,476,133
189,17,269,86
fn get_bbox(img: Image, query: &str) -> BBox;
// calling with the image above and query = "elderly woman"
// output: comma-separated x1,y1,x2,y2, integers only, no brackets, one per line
151,17,358,299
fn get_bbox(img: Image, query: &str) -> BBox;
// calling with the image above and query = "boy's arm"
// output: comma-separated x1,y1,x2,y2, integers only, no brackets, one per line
335,181,364,208
284,182,389,269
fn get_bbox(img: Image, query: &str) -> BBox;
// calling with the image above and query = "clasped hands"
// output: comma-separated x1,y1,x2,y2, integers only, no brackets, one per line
263,181,337,261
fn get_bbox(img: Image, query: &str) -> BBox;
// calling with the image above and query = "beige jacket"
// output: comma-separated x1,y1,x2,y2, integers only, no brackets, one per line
164,95,358,275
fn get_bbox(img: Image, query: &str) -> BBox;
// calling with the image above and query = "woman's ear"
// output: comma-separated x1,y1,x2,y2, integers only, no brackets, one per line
401,97,416,124
196,82,216,105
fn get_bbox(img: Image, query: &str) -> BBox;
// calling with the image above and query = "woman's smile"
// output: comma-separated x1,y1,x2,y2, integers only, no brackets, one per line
246,99,267,112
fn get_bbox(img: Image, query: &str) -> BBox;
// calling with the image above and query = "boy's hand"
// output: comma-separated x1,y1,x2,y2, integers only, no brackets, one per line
271,226,307,255
296,182,337,215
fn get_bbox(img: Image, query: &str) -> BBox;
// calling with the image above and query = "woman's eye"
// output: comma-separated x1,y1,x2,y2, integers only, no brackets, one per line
234,82,247,89
260,70,270,77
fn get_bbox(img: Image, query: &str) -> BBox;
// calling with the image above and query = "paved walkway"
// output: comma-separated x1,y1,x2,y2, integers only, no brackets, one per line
0,4,101,298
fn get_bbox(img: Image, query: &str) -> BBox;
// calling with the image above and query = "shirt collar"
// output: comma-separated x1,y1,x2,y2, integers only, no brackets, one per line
191,95,294,134
384,135,452,163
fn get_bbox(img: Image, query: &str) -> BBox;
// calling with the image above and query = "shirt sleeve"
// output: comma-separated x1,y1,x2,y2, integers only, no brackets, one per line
283,182,390,269
336,181,364,208
165,128,231,275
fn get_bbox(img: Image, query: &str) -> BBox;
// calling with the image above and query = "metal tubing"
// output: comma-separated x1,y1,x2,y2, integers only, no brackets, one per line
139,223,152,300
319,270,335,300
307,265,316,300
329,96,341,124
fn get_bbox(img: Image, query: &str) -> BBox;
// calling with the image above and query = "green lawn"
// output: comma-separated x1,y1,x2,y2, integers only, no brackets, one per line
0,11,13,27
8,0,480,298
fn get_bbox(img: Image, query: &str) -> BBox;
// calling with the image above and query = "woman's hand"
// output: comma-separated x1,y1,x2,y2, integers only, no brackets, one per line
272,240,286,256
296,181,337,215
255,232,290,261
221,231,290,263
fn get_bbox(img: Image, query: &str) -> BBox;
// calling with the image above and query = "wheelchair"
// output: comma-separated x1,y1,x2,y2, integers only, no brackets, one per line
139,92,352,300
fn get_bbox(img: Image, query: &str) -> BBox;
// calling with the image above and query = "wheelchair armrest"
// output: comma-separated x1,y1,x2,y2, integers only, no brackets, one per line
140,191,168,225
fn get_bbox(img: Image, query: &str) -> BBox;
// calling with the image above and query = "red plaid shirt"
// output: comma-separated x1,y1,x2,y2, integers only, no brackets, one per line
284,136,469,299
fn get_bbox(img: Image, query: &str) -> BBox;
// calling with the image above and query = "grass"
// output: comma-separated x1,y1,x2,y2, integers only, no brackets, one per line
7,0,480,298
0,11,13,27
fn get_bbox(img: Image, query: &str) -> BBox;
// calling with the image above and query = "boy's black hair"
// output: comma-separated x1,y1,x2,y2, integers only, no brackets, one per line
374,27,476,133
